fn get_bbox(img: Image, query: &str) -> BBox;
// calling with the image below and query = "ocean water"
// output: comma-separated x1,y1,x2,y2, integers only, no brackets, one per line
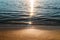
0,0,60,24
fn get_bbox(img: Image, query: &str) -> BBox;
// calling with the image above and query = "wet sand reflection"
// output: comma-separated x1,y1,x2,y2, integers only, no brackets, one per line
0,25,60,40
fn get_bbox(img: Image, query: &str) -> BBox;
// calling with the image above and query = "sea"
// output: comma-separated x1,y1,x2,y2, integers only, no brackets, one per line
0,0,60,25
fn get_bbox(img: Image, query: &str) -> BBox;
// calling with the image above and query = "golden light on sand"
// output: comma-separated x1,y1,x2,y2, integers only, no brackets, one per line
19,28,44,36
22,29,41,34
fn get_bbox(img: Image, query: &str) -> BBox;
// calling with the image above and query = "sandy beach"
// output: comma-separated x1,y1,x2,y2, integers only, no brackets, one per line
0,24,60,40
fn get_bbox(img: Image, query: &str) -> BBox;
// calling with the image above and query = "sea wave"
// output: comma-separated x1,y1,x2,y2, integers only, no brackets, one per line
0,0,60,25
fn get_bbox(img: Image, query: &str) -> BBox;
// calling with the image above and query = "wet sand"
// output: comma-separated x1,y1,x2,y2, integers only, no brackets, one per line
0,24,60,40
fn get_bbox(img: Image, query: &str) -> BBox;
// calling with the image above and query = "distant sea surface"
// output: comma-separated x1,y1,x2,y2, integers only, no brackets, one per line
0,0,60,24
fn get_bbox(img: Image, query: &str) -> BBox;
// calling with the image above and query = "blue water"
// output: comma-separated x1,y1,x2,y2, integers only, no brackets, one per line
0,0,60,24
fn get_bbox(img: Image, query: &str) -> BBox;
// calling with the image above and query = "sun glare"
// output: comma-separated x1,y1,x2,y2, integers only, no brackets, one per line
28,22,32,24
29,0,35,17
30,0,34,9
